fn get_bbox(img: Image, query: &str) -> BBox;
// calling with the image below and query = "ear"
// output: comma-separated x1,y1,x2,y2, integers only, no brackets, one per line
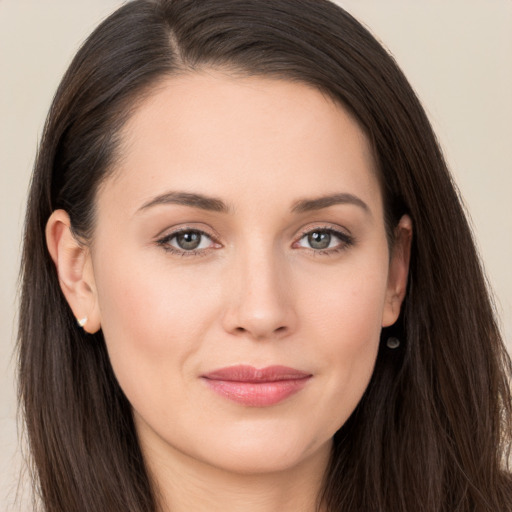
45,210,101,334
381,214,413,327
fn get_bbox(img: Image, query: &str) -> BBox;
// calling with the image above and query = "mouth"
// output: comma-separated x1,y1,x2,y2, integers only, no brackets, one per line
201,365,312,407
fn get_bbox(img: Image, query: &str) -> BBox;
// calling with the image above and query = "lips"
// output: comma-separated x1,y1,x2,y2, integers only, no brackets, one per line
202,365,312,407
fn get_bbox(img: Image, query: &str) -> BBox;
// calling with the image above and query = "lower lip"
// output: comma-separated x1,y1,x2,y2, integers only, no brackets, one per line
203,378,311,407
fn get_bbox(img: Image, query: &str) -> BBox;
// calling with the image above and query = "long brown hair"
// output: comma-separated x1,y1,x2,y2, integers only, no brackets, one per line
18,0,512,510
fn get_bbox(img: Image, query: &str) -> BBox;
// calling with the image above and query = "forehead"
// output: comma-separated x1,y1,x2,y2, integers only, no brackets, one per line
101,71,382,217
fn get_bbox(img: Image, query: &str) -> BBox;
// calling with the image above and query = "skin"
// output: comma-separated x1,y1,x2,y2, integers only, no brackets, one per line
46,71,412,512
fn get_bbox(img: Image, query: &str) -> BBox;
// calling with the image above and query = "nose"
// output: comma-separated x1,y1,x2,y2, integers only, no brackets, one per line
221,247,297,341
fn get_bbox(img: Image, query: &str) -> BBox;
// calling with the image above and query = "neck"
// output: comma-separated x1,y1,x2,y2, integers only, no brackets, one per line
141,432,332,512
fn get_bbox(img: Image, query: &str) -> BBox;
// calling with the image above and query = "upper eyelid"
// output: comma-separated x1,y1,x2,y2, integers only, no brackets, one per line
296,223,352,239
297,228,352,243
156,225,219,242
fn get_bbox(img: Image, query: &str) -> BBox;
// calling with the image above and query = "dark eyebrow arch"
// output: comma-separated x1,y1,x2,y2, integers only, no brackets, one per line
137,191,231,214
291,193,370,214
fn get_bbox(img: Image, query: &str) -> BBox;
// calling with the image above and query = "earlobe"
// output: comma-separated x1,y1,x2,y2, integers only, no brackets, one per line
45,210,101,334
382,214,413,327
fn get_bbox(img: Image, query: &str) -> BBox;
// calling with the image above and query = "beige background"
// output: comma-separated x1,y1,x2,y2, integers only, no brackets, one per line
1,1,511,509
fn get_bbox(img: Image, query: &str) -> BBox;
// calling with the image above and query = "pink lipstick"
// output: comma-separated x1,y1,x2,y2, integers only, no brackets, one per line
202,365,312,407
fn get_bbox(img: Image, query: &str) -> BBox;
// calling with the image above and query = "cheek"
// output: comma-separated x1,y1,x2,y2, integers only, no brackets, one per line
96,250,216,336
297,254,389,427
300,251,389,343
92,252,221,404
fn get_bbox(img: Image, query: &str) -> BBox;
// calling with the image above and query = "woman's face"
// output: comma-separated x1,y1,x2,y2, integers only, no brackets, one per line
81,72,410,474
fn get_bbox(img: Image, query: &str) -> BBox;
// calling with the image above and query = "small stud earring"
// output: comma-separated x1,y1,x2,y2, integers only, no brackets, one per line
77,317,88,328
386,337,400,349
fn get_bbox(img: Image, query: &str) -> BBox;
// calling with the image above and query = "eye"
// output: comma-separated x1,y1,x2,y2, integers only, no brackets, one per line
157,228,218,255
295,227,353,253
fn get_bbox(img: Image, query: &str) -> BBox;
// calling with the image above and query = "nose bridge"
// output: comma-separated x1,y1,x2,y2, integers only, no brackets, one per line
223,236,295,340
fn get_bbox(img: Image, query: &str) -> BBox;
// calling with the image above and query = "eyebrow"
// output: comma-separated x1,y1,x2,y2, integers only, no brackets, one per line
138,191,231,214
291,193,370,214
137,191,369,215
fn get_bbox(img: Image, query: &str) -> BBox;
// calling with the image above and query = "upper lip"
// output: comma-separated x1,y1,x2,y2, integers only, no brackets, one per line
202,365,311,383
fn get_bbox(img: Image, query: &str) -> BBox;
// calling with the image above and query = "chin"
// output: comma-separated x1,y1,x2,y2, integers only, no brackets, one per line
194,425,333,476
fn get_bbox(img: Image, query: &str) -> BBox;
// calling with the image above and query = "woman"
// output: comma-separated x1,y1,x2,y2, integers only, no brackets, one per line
17,0,512,510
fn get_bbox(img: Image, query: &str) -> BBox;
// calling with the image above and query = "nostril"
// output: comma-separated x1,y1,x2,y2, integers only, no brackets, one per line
232,324,288,339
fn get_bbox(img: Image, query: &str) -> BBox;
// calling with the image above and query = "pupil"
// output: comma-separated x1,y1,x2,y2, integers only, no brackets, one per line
177,231,201,250
308,231,330,250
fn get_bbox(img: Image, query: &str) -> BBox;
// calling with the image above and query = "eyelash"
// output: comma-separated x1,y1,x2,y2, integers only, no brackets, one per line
294,226,354,256
156,227,218,258
156,225,354,257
